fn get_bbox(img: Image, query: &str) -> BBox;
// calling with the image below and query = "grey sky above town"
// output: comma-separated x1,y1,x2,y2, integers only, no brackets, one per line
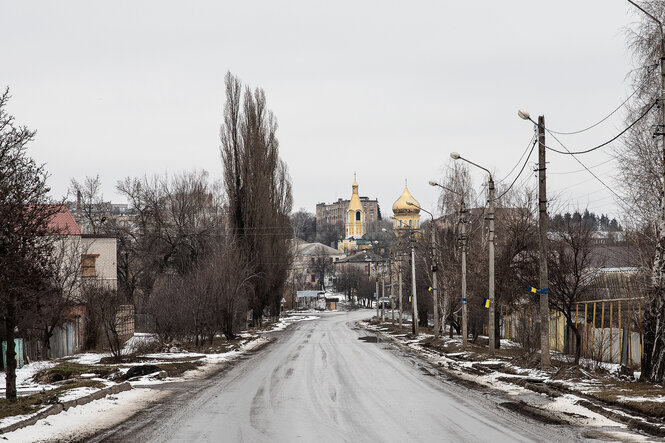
1,1,641,220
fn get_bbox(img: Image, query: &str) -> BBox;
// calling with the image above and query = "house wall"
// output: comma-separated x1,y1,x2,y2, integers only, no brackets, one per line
82,236,117,290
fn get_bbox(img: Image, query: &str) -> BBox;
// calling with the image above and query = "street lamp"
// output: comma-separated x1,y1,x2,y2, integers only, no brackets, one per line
407,200,439,339
450,152,496,354
430,181,469,348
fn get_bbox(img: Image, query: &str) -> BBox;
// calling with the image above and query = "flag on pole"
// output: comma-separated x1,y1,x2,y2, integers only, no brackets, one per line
427,286,433,292
483,298,490,308
530,286,538,294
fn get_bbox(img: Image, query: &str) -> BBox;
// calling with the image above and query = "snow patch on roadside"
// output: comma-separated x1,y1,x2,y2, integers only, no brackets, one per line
4,388,166,443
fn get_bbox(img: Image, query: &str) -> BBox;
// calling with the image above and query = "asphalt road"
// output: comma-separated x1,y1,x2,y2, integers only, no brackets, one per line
91,310,595,443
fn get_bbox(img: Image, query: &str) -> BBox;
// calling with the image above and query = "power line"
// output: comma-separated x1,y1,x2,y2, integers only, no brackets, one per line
544,100,658,155
493,136,538,201
497,131,537,184
547,66,657,135
546,130,636,211
549,158,615,175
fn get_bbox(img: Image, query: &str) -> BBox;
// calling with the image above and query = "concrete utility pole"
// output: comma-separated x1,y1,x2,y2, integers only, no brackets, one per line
488,177,496,354
375,271,380,321
390,255,395,324
449,153,495,353
460,201,469,348
537,115,551,369
431,224,439,338
381,266,386,322
411,235,419,336
398,256,404,329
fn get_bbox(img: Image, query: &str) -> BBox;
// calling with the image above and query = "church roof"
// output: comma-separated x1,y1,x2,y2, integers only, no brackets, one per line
392,184,420,215
348,177,363,212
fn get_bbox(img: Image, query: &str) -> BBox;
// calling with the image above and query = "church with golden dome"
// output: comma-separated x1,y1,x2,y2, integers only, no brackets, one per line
338,175,372,253
392,182,421,232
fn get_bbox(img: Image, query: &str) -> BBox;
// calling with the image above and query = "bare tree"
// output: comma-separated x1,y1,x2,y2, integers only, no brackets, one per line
69,175,110,234
220,72,294,323
36,234,85,358
0,88,60,400
621,1,665,382
291,209,316,242
115,171,224,308
547,213,598,364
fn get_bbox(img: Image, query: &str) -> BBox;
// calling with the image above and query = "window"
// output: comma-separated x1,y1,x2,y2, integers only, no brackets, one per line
356,211,361,221
81,254,99,278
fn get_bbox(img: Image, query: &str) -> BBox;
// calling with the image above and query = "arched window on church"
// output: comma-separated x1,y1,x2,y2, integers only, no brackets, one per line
356,211,361,221
408,219,412,227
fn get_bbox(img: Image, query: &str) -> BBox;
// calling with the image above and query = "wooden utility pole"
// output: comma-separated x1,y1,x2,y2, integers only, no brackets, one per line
538,115,551,369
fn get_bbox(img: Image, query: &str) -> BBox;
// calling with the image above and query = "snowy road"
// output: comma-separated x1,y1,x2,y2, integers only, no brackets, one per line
92,310,590,442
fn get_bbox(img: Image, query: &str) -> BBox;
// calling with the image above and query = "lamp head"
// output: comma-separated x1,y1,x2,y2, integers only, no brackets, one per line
518,109,530,120
450,152,460,160
406,200,414,206
428,180,439,187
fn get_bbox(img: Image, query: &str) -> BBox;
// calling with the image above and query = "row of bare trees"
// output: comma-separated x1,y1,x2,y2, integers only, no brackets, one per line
382,162,630,365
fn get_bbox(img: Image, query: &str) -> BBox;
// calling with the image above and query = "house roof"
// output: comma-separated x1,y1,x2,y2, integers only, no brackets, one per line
336,250,384,263
47,205,81,235
296,241,344,256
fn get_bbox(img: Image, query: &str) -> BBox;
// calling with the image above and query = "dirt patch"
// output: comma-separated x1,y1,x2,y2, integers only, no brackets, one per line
33,363,117,384
358,336,378,343
158,361,203,377
500,401,567,425
0,380,105,420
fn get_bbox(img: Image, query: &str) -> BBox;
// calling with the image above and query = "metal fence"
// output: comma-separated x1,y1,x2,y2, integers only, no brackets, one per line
501,297,644,367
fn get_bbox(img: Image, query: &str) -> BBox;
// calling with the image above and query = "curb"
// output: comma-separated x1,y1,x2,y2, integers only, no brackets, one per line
0,382,132,435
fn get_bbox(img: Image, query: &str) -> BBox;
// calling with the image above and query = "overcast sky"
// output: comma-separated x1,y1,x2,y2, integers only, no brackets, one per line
1,1,645,220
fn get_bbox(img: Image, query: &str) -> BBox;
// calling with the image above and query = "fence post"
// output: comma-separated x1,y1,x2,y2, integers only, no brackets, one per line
639,300,643,364
584,303,588,357
600,302,605,362
618,302,622,359
628,301,633,367
610,302,613,363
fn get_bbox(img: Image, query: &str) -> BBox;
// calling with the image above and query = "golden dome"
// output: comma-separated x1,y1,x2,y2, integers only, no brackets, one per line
348,176,363,211
392,184,420,215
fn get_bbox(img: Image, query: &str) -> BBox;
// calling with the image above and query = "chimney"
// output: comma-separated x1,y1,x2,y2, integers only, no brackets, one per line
76,190,82,217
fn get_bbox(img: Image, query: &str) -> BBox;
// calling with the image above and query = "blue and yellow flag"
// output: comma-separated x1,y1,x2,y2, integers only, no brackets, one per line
530,286,538,294
483,298,490,308
427,286,433,292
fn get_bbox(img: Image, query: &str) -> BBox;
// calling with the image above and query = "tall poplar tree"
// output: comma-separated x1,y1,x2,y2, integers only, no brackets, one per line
220,73,293,322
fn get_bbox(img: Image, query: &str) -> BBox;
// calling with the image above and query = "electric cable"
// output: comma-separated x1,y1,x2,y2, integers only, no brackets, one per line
546,130,636,211
492,136,538,202
544,100,658,155
497,131,537,184
549,158,615,175
547,66,657,135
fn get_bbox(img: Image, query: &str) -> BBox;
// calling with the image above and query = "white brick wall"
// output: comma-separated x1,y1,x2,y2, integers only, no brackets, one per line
81,236,117,290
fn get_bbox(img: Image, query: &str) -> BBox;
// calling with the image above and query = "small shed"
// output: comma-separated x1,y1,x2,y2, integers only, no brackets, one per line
296,290,325,309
